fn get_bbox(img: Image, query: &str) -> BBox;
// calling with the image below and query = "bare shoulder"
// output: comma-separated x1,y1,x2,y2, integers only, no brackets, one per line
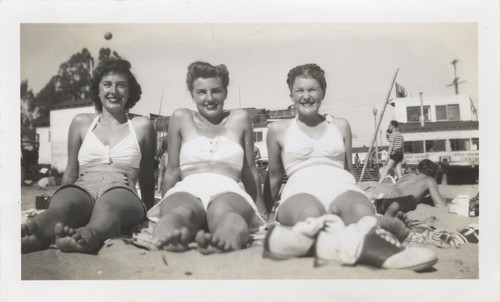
230,109,250,121
170,108,193,122
72,113,95,125
130,115,154,129
423,174,438,185
268,119,290,136
331,116,350,129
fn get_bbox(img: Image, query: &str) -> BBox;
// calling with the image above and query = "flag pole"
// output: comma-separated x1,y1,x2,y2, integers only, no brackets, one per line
158,88,165,116
358,68,399,183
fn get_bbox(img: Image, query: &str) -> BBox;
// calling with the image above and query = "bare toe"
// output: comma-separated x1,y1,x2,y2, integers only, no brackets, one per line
385,202,400,217
55,225,98,254
379,203,410,242
195,230,217,254
154,227,191,252
21,220,45,253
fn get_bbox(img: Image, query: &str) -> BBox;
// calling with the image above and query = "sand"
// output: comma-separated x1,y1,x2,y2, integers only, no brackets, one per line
20,183,479,280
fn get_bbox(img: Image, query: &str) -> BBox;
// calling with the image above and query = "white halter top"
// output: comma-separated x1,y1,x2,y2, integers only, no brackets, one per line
78,115,142,169
282,116,345,176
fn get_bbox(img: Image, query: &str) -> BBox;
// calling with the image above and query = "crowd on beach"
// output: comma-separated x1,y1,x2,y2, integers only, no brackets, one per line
22,58,457,271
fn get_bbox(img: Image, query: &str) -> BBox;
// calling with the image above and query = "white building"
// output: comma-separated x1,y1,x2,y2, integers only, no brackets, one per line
49,102,96,172
390,94,479,167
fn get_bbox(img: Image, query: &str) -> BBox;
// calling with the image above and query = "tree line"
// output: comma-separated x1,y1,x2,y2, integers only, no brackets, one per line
21,48,121,128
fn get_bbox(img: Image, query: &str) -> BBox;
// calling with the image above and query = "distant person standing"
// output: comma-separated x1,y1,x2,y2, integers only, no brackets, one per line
379,120,404,183
156,136,168,193
254,145,261,160
380,149,388,163
354,153,360,168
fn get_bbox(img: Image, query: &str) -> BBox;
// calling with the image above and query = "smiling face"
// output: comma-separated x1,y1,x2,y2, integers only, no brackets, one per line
290,76,325,116
98,71,130,113
191,77,227,119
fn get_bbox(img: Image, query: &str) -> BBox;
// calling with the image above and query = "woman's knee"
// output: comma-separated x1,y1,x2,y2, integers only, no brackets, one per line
208,193,253,222
48,187,93,212
331,191,375,224
159,192,204,218
278,194,326,225
95,189,144,217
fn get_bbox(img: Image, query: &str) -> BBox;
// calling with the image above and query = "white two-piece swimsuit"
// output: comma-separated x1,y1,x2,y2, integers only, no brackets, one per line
277,116,367,214
147,135,264,226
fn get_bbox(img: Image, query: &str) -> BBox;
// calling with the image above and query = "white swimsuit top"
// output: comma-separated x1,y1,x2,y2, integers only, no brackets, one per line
78,115,142,169
179,136,244,176
282,116,345,176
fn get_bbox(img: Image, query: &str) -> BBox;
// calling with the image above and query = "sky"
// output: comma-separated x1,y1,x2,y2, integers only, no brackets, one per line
20,23,477,147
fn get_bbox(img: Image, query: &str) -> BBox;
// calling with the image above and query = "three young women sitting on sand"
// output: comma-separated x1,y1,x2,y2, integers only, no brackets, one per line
21,59,438,271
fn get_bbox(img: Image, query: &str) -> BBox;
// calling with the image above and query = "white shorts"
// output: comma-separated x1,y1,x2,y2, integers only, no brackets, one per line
147,173,263,226
279,165,368,212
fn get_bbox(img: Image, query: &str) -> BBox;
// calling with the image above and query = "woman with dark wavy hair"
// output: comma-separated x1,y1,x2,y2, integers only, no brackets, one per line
21,58,156,254
147,61,265,253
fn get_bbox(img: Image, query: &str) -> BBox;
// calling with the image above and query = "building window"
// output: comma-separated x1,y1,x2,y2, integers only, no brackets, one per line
449,139,470,151
436,104,461,121
404,141,424,153
471,138,479,150
425,139,446,152
406,106,430,123
253,131,263,142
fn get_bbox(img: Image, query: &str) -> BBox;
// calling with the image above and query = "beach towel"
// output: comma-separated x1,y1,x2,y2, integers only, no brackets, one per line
404,219,479,248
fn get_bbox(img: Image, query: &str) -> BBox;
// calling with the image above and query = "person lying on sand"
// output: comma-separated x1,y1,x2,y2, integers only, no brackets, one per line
147,61,265,254
21,59,156,254
360,159,448,212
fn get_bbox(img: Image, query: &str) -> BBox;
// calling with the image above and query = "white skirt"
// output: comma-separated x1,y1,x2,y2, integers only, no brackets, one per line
279,165,367,211
147,173,264,226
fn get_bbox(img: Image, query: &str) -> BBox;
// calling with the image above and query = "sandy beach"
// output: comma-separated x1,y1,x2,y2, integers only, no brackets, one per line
21,183,479,280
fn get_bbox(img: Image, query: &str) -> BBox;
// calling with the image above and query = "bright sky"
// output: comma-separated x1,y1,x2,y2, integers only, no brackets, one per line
21,23,477,147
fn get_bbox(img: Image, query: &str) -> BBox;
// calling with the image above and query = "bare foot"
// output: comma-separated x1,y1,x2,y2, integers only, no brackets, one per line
195,228,247,254
21,220,47,253
379,203,410,242
153,227,192,252
194,229,218,254
54,223,99,254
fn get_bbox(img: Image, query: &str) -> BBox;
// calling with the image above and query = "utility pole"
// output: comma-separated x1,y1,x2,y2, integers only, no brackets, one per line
158,88,164,116
419,92,425,127
447,59,466,95
372,107,379,162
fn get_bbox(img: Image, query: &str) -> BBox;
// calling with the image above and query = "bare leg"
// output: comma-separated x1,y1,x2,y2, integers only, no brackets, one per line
379,202,410,241
152,192,206,252
21,187,93,253
395,161,404,180
195,193,253,253
276,193,327,226
55,188,145,254
259,194,328,258
329,190,409,241
379,159,396,183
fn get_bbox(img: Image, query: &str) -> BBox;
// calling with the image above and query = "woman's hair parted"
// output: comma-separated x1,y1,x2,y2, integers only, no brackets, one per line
186,61,229,93
286,64,327,94
90,58,142,112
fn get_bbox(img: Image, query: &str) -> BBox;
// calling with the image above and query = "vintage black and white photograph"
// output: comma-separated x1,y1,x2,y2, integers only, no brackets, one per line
1,1,499,302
